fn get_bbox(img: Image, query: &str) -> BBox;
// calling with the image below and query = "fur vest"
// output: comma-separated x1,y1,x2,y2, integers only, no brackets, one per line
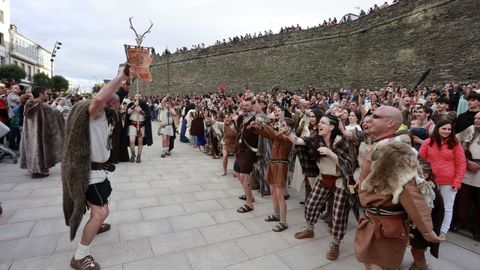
361,140,435,208
61,100,120,240
20,100,64,173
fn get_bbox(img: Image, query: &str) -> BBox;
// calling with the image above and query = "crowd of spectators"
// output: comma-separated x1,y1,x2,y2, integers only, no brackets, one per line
172,0,401,55
1,74,479,267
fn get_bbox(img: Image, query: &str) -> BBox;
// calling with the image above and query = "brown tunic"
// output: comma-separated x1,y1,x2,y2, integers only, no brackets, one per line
355,146,434,268
234,114,259,174
222,123,237,154
254,124,293,187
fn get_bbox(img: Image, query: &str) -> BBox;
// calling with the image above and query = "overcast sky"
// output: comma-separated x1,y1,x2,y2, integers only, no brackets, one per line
11,0,384,91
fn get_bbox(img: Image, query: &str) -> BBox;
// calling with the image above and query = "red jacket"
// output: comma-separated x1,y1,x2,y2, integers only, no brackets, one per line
418,138,466,188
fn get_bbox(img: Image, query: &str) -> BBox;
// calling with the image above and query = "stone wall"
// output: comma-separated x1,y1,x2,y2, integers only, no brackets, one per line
139,0,480,96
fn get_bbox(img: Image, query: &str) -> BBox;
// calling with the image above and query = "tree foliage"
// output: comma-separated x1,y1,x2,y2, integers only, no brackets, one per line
51,75,69,92
0,64,26,82
33,72,51,88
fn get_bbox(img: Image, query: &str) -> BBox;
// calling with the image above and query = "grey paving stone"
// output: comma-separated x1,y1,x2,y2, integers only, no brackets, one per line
156,193,198,205
30,217,69,236
140,205,185,220
209,208,255,223
116,196,159,210
9,206,63,223
105,209,143,225
199,221,251,244
226,254,291,270
182,199,223,213
91,237,153,267
149,229,207,256
1,125,478,270
235,231,291,259
134,187,173,197
0,221,35,241
168,212,217,231
0,209,16,225
55,225,120,252
118,219,171,241
0,234,59,260
185,241,249,270
193,190,230,200
123,251,193,270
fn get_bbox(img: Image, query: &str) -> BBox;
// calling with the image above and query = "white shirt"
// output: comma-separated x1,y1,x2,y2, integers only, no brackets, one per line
89,112,109,184
463,136,480,188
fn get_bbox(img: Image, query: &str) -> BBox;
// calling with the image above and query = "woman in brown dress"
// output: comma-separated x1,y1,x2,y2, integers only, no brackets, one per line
249,118,295,232
221,113,237,176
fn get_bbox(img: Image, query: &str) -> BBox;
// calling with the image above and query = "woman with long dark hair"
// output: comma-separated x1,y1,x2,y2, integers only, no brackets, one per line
288,114,353,260
419,119,466,239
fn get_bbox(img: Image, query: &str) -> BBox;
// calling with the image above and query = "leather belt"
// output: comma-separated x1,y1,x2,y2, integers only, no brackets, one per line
366,207,406,216
91,162,116,172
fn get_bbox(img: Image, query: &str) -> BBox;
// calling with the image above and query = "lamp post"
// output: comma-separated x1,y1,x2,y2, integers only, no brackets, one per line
50,41,62,78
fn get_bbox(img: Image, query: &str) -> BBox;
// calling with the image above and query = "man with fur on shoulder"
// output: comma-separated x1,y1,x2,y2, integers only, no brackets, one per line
62,65,133,270
354,106,442,270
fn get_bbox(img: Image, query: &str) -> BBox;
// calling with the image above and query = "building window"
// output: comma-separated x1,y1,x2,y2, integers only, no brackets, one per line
0,56,4,65
0,10,4,24
13,60,18,65
0,32,3,45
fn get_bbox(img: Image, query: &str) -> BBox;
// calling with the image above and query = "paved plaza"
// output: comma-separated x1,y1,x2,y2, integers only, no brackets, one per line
0,122,479,270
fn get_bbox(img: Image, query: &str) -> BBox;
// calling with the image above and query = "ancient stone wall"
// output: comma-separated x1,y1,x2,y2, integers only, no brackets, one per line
140,0,480,96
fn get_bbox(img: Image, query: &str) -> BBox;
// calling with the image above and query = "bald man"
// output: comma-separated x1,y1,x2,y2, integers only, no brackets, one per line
354,106,442,270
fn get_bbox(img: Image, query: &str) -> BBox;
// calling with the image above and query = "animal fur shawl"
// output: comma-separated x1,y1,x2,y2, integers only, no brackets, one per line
62,100,93,241
20,100,64,173
361,140,435,208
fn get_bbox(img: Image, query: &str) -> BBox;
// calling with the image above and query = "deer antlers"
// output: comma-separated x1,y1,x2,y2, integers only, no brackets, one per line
129,17,154,47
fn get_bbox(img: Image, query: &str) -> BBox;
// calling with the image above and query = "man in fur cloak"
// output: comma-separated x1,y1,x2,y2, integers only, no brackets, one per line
62,66,131,270
20,87,64,178
354,106,442,270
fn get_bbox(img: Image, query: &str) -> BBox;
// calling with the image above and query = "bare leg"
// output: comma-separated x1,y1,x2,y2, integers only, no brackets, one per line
129,135,136,156
137,137,143,156
80,203,109,245
222,146,228,175
270,185,279,212
238,173,254,207
275,186,287,220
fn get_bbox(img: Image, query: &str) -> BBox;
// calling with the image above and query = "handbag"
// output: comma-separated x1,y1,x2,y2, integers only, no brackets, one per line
368,213,409,240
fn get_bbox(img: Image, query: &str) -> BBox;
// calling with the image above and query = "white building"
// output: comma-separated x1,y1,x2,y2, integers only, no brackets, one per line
0,0,53,83
9,25,51,82
0,0,11,66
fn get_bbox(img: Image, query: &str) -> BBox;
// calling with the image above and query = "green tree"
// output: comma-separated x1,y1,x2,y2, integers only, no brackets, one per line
51,75,69,92
0,64,26,82
33,72,51,88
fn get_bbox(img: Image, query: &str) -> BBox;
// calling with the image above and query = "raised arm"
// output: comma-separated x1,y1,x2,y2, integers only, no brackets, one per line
89,65,131,119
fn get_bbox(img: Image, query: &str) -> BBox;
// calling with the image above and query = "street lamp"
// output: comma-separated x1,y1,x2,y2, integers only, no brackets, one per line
50,41,62,78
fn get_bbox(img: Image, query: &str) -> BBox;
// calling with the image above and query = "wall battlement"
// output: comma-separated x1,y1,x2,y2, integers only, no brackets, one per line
140,0,480,95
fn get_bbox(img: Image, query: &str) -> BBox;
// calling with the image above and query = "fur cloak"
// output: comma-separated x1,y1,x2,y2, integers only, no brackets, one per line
20,100,64,173
121,101,153,146
361,140,434,207
61,100,92,241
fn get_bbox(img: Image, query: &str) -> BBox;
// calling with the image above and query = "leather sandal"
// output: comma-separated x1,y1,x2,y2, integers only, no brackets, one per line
272,222,288,232
236,204,254,213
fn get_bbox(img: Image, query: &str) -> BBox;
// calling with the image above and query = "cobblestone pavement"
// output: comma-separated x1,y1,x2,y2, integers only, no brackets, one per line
1,123,479,270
